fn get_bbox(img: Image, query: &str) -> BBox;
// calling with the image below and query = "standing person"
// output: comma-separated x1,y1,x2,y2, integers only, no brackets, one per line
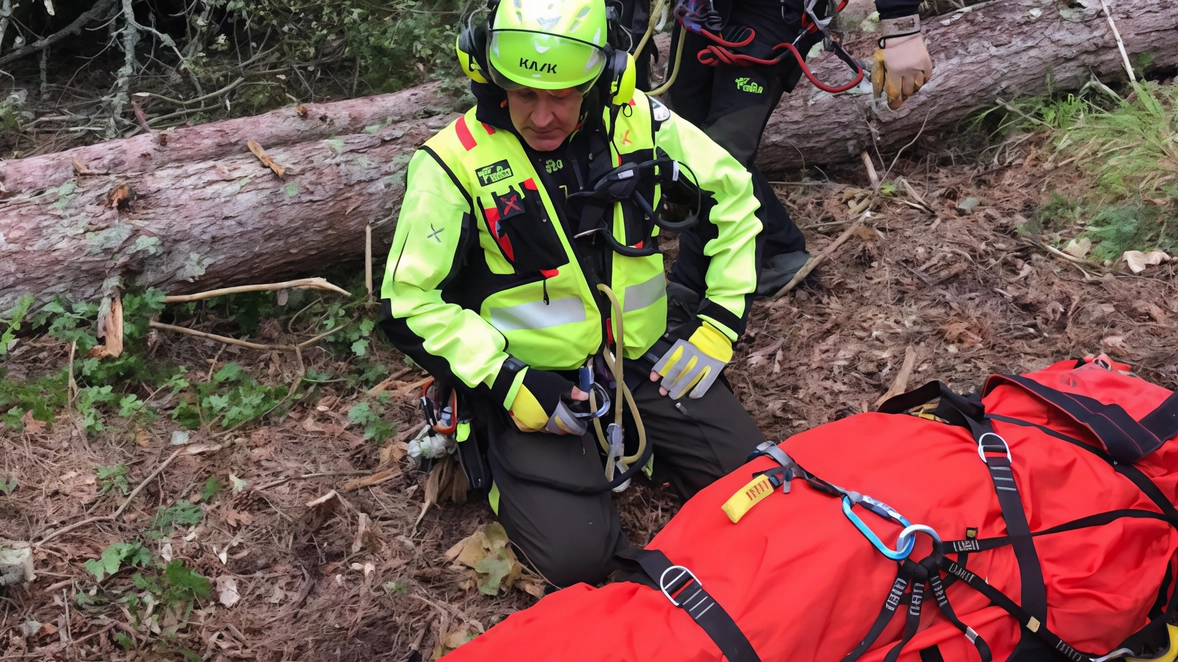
634,0,931,306
378,0,767,588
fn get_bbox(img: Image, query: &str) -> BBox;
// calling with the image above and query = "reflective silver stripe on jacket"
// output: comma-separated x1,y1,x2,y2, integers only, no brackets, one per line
623,273,667,312
489,297,587,332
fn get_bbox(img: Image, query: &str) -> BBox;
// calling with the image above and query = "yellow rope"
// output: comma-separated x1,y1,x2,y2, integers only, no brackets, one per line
647,22,686,97
590,284,647,481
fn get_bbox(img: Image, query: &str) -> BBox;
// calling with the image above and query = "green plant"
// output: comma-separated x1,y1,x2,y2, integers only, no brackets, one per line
347,400,396,443
199,476,223,502
171,362,289,430
77,385,121,434
0,477,17,496
85,542,153,582
0,367,68,431
96,464,131,495
998,83,1178,259
148,503,205,539
0,294,34,357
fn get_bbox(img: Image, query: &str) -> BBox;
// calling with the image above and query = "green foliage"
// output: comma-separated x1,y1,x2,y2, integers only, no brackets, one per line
1001,83,1178,259
96,464,131,495
347,400,396,443
36,290,168,387
77,385,121,434
0,294,34,357
85,542,152,582
0,367,68,431
199,476,224,502
0,477,17,496
162,559,212,604
149,503,205,539
171,362,289,430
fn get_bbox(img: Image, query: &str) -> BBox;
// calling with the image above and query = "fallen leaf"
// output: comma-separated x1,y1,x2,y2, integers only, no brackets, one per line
380,442,408,468
432,625,478,660
1101,335,1129,353
134,429,152,447
1062,237,1091,259
48,471,98,504
20,410,46,435
515,576,547,599
445,523,522,596
170,430,191,446
247,139,286,177
216,576,240,608
229,474,248,493
1123,250,1171,274
222,507,253,529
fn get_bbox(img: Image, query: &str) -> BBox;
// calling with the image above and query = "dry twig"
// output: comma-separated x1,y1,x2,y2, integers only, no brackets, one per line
162,278,349,303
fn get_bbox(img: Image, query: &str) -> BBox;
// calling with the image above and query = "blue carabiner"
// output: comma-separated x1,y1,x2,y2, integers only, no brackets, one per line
842,496,915,561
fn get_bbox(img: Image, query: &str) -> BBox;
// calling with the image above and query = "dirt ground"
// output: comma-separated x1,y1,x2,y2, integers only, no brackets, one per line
2,133,1177,661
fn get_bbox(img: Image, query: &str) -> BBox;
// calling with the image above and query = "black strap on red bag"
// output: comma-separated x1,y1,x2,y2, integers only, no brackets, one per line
616,547,761,662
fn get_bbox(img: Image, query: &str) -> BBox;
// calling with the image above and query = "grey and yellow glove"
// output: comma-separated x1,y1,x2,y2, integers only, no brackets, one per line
873,16,933,110
508,368,589,435
650,321,733,400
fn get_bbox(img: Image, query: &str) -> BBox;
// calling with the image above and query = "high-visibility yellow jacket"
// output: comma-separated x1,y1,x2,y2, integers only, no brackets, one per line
378,89,761,409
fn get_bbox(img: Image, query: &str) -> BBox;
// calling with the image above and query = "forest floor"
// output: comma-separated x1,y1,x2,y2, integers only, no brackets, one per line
2,126,1177,662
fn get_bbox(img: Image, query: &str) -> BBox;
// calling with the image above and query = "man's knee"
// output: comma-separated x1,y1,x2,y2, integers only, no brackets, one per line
518,526,617,588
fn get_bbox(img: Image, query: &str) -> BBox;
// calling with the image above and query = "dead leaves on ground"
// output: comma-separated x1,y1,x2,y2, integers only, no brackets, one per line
445,522,544,599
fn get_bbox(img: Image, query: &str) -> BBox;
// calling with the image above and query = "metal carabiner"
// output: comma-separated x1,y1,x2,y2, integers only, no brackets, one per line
842,496,915,561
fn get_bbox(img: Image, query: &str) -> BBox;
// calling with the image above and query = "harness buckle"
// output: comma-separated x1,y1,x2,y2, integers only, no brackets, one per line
977,432,1012,464
659,564,702,607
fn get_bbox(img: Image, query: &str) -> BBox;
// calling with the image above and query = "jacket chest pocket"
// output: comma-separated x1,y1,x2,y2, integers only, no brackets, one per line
480,182,569,275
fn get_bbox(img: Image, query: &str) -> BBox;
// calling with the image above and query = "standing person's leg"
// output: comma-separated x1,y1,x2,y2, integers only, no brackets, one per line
483,413,624,588
631,379,765,499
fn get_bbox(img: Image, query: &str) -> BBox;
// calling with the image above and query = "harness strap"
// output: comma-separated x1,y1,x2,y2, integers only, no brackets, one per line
985,374,1164,463
616,547,761,662
987,414,1178,524
1142,391,1178,449
962,415,1049,628
841,566,913,662
882,560,927,662
942,558,1093,661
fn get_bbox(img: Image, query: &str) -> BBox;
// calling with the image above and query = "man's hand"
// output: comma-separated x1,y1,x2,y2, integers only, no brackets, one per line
509,368,590,435
873,26,933,110
649,321,733,400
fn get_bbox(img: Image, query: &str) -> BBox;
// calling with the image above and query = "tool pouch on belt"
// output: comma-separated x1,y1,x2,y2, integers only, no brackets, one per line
493,183,570,274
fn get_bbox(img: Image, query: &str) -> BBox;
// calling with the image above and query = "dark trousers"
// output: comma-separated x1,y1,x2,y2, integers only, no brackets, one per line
664,28,807,295
485,378,764,588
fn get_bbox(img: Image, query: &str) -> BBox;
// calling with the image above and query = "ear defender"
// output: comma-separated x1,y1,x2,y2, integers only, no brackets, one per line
606,50,636,105
455,24,489,84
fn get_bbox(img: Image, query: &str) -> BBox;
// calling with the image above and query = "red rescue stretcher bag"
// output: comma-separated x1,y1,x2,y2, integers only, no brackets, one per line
442,357,1178,662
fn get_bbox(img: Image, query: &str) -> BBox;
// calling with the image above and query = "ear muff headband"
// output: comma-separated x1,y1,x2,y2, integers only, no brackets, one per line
455,0,634,106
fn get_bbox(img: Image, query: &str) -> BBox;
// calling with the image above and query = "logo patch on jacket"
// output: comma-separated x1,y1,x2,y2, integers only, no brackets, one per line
476,160,514,186
735,77,764,94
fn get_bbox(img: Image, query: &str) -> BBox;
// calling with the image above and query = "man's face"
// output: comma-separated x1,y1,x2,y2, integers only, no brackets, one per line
506,87,583,152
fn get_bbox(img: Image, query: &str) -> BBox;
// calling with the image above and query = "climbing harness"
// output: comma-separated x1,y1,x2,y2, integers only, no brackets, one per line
567,153,705,257
636,0,865,95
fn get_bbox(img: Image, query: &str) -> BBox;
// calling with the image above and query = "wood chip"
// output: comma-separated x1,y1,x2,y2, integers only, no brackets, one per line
247,139,286,177
342,468,399,492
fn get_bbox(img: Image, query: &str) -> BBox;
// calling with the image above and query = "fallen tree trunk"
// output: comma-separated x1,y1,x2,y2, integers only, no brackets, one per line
0,82,460,197
758,0,1178,171
1,0,1175,313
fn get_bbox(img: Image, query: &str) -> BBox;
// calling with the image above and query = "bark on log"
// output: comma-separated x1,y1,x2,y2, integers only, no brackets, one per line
757,0,1178,172
1,0,1176,313
0,82,460,197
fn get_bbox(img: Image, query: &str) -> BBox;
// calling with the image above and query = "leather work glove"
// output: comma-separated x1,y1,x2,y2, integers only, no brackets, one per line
650,321,733,400
872,17,933,110
508,368,590,435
